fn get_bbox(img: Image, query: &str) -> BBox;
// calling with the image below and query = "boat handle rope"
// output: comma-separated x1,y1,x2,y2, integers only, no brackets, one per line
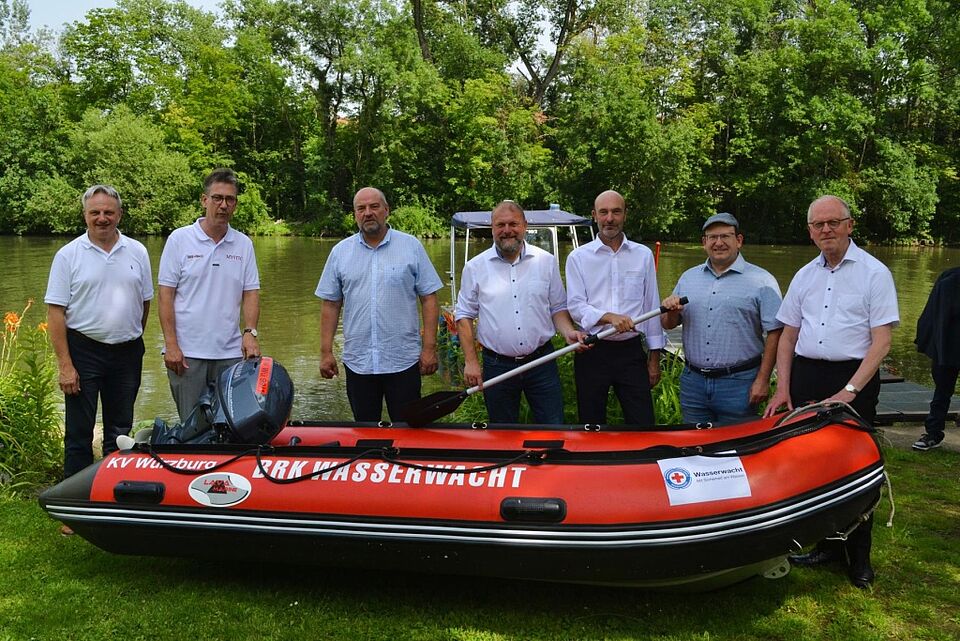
144,445,261,475
252,447,557,485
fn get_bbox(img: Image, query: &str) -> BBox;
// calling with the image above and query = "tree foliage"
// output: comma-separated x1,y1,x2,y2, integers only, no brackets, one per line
0,0,957,242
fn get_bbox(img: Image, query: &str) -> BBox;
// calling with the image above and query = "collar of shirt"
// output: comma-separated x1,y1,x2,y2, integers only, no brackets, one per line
817,239,863,269
587,235,638,256
79,229,126,256
357,225,394,250
192,218,236,245
489,240,527,265
701,252,747,277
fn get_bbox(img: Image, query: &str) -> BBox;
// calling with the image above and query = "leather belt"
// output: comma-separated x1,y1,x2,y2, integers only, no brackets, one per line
686,355,762,378
482,342,552,364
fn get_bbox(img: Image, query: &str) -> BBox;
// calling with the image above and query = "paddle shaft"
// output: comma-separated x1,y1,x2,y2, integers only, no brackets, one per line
464,298,686,396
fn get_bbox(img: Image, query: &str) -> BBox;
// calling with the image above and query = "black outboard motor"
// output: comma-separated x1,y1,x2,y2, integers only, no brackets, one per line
152,357,294,445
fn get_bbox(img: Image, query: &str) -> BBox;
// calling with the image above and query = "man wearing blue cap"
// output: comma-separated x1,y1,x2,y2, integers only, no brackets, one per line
661,213,783,425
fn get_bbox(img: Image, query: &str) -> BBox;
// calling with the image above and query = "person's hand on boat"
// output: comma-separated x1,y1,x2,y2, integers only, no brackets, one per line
823,387,857,406
463,360,483,389
58,362,80,396
763,388,792,417
319,352,339,379
163,344,189,376
241,332,261,360
419,345,438,376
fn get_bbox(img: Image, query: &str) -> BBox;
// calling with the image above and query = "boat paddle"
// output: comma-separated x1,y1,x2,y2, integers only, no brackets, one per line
402,297,687,426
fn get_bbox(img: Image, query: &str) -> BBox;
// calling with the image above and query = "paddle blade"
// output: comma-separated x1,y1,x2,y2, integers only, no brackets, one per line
401,390,469,427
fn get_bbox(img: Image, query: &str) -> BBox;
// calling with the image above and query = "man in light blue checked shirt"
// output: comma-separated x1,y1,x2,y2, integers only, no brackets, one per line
661,212,782,425
316,187,442,422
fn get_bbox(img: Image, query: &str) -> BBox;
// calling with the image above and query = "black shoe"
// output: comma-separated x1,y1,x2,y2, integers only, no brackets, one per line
849,559,875,588
789,548,841,567
912,433,943,451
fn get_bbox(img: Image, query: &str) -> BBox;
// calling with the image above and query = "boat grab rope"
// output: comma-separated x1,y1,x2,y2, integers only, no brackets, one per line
140,442,552,485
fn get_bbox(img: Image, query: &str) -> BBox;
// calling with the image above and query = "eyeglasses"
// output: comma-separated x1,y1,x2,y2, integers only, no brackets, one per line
207,194,238,206
704,233,736,243
808,217,850,231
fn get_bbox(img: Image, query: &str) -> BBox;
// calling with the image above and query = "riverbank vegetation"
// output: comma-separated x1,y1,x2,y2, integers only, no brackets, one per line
0,300,62,491
2,0,958,243
2,444,957,640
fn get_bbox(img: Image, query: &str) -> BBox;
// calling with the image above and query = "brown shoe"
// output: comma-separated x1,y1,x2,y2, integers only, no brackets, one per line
60,524,74,537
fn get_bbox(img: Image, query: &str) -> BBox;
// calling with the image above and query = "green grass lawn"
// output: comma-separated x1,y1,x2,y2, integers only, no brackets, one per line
1,445,957,641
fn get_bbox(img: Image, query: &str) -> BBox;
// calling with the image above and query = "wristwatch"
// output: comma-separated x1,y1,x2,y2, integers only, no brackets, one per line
243,328,258,338
844,383,859,395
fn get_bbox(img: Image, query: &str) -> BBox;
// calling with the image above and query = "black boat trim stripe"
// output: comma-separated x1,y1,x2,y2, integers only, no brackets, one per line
45,468,883,546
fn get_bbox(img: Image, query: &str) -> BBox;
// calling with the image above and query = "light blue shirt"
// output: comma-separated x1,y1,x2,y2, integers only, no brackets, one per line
671,254,783,369
315,227,442,375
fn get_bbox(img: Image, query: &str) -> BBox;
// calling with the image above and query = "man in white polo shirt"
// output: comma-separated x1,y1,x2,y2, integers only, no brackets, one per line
45,185,153,497
158,168,261,421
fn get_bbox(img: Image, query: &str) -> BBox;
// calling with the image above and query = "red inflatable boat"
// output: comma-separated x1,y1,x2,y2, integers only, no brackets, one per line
40,359,884,590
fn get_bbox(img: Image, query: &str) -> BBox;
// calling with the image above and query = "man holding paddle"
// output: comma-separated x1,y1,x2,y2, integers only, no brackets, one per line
454,200,584,424
565,190,665,425
660,212,783,426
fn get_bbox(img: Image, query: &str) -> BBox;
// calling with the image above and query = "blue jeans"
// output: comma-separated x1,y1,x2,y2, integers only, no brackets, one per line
679,366,759,426
481,350,564,425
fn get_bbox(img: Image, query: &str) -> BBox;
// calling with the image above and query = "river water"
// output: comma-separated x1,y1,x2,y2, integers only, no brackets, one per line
2,234,958,422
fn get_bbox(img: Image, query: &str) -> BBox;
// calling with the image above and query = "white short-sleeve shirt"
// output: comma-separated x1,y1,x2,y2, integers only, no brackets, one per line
158,220,260,360
777,240,899,360
44,232,153,344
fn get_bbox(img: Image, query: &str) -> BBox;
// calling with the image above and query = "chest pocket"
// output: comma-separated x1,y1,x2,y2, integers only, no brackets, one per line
623,274,644,295
384,264,412,287
835,293,867,325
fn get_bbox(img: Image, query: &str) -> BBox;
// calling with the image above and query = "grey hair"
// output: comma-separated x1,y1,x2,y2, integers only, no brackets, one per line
807,195,851,222
492,199,525,219
353,187,389,209
81,184,123,210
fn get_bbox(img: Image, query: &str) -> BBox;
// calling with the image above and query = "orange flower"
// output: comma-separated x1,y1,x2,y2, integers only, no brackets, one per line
37,322,48,333
4,311,20,332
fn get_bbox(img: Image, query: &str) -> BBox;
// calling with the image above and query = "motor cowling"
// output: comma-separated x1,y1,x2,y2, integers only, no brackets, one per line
214,357,294,444
150,356,294,446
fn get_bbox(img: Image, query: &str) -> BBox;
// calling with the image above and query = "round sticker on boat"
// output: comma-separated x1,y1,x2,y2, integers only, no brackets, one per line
188,473,252,507
664,467,692,489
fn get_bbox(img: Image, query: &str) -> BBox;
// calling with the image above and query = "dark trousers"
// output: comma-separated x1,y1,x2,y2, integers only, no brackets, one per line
790,356,881,424
63,330,144,478
344,363,421,422
574,336,654,425
924,362,959,439
790,355,878,563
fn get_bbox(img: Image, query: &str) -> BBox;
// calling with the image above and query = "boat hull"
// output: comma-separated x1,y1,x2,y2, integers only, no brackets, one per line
41,408,884,589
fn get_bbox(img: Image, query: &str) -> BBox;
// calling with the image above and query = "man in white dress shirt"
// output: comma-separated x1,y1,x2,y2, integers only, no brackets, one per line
566,190,665,425
764,194,899,588
454,201,583,424
45,185,153,536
